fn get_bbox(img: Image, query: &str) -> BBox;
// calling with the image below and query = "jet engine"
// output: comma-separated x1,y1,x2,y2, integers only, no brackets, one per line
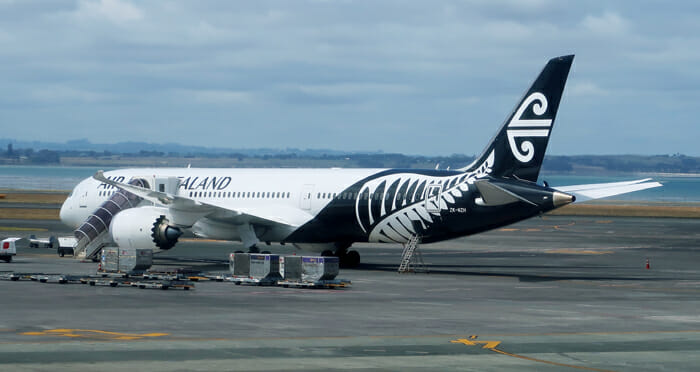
109,207,182,251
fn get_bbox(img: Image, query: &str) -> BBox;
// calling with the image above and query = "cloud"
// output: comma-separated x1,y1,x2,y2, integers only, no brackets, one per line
568,81,609,96
74,0,143,24
1,1,699,155
30,85,112,103
581,11,630,35
178,89,254,105
294,83,415,96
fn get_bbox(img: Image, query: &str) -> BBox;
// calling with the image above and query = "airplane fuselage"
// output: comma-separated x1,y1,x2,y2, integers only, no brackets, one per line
60,165,567,249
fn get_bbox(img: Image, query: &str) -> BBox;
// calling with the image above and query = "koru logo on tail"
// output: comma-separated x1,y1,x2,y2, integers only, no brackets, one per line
506,92,551,163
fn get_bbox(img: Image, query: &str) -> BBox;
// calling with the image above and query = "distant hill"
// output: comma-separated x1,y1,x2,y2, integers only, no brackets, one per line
1,139,699,174
0,138,373,157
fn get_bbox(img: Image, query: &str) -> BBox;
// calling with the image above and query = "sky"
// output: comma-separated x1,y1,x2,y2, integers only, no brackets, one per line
1,0,699,156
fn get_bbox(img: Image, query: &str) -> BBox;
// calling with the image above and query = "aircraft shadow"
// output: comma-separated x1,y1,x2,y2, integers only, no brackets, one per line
355,263,671,282
151,257,671,283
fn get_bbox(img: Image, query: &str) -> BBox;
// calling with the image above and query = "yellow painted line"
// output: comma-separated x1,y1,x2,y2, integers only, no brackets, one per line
595,220,613,224
0,226,49,232
451,338,613,372
546,249,613,255
451,338,501,349
490,345,613,371
499,228,519,232
7,329,700,345
20,329,169,340
553,222,576,230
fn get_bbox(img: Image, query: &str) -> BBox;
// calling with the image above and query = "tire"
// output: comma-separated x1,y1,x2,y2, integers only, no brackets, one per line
343,250,361,268
58,250,65,257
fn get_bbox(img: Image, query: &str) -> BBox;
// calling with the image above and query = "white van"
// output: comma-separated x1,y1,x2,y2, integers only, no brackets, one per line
1,238,20,262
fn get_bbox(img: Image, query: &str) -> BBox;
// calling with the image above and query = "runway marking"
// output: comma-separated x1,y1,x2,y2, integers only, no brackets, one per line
553,222,576,230
545,249,612,255
0,226,48,231
20,329,170,340
514,286,556,289
451,337,613,371
6,329,700,345
499,228,519,232
595,220,613,224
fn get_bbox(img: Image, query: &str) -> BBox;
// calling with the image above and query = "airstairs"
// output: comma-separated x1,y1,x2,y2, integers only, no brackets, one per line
398,234,427,273
73,179,146,260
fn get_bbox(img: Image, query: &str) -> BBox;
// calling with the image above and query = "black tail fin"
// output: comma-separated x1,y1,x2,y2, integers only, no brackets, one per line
460,55,574,182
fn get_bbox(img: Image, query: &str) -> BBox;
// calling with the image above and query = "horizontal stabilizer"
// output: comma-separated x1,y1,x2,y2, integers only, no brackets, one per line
474,180,536,206
553,179,662,202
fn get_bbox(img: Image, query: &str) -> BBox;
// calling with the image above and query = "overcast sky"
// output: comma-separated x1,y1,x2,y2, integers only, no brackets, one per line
1,0,699,156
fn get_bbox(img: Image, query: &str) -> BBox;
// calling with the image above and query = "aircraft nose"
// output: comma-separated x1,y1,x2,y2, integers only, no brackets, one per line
59,197,77,228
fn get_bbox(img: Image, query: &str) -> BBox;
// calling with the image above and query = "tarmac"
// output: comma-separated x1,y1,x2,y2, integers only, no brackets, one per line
1,215,699,371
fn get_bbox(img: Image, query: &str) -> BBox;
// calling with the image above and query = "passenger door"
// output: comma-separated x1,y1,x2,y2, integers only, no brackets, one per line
300,184,314,210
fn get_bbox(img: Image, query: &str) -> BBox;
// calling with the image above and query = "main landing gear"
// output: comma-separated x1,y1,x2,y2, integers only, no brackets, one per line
234,245,270,255
321,242,360,268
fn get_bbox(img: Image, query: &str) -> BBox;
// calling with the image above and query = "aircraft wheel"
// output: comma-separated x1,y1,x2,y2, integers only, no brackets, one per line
321,250,334,257
342,250,360,268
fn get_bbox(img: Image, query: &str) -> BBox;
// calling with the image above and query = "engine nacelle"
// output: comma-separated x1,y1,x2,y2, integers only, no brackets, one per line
109,207,182,251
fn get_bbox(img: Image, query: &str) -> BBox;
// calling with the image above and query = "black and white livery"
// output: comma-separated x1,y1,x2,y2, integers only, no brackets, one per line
60,55,661,266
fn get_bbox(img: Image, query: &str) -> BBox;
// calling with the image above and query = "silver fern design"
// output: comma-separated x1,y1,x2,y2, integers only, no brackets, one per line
506,92,552,163
354,151,495,243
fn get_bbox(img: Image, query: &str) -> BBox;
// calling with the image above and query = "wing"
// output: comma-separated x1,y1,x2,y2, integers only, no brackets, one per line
553,178,662,202
93,171,311,228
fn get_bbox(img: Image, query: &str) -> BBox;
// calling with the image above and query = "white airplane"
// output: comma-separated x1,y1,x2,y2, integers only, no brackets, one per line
59,55,661,266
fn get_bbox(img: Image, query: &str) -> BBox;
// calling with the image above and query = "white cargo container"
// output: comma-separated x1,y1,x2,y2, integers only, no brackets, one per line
249,254,282,281
302,256,339,282
100,247,152,273
1,238,20,262
229,253,250,277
